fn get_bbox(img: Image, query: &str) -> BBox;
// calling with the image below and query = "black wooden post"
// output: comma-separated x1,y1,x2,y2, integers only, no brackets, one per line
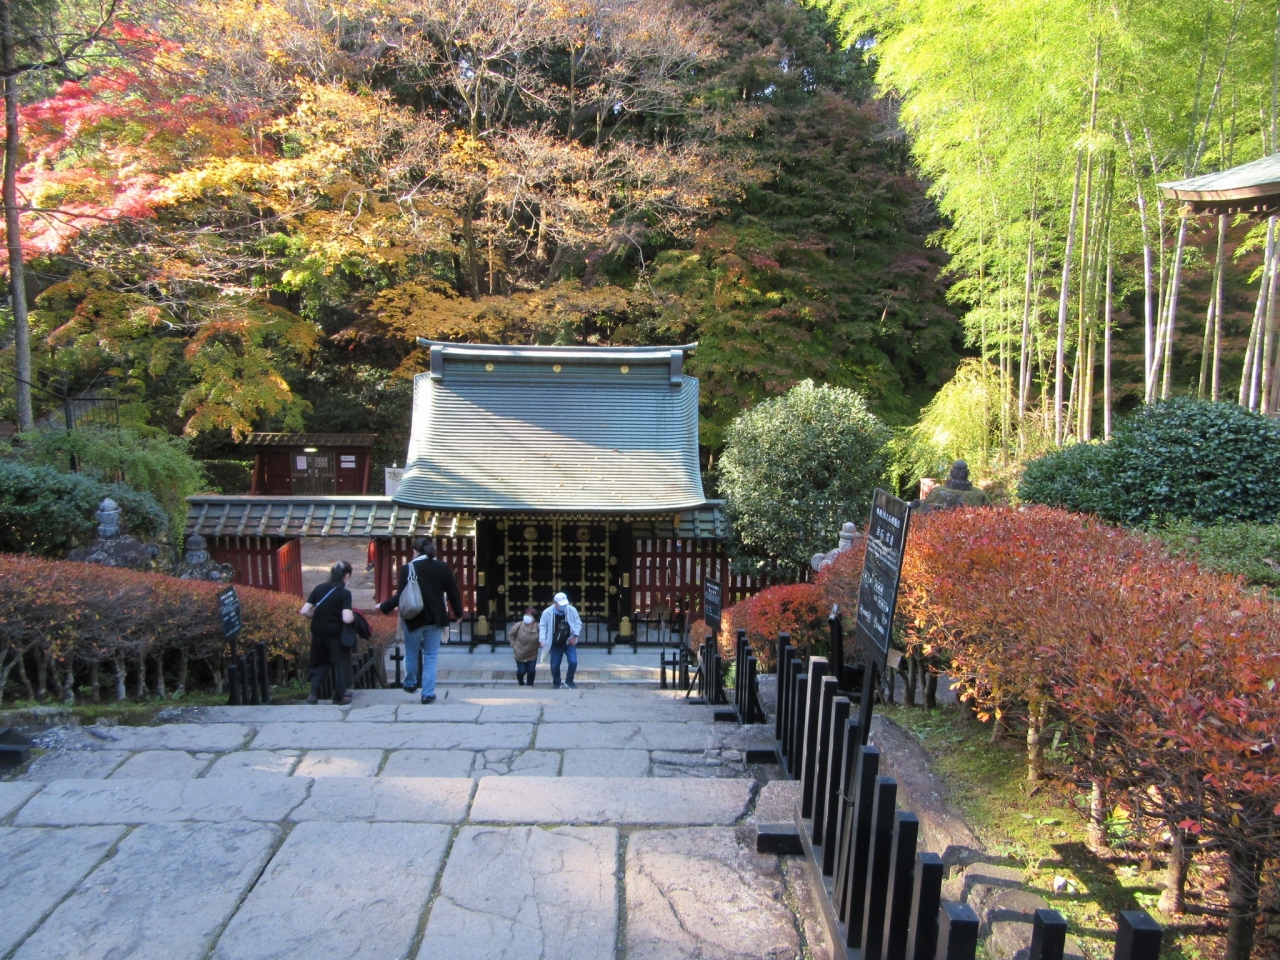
789,669,807,776
1029,909,1067,960
775,634,789,741
857,658,878,746
935,902,979,960
237,654,251,705
859,776,899,960
246,650,260,705
800,657,829,816
817,694,850,847
806,673,837,819
905,853,944,960
841,745,882,933
882,812,921,960
746,656,765,723
825,716,859,878
227,662,240,706
803,670,834,819
256,642,269,702
1113,911,1162,960
390,645,403,686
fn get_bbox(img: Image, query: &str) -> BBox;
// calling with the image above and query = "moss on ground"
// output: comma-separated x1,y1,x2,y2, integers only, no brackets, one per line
882,703,1227,960
1,683,311,727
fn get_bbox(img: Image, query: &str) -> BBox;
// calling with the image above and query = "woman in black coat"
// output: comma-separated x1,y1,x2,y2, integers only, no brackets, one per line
299,561,357,705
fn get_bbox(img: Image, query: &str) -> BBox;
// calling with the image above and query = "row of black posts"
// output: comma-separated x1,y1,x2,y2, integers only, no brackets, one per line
774,629,1163,960
226,642,270,706
731,629,767,723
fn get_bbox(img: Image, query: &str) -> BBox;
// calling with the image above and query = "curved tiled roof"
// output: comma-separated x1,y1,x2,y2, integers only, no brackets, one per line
394,342,707,513
1159,152,1280,215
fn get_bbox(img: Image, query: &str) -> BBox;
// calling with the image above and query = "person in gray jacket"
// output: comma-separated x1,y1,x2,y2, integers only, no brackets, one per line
539,591,582,689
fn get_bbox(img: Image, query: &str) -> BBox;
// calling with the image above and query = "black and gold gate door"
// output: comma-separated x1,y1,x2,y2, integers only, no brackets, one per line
498,519,610,619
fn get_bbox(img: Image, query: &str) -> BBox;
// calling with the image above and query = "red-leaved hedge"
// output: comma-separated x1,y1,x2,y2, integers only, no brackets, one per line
0,553,314,701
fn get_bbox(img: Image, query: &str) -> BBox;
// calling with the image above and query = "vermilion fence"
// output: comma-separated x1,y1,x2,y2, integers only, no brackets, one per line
209,536,287,593
372,536,477,614
632,537,802,622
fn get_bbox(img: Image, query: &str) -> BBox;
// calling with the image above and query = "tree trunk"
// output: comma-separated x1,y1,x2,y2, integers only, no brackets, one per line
1158,825,1189,914
176,649,189,696
1026,694,1049,782
1159,218,1189,400
1087,779,1106,850
35,647,47,700
1055,152,1084,445
1224,844,1261,960
212,655,224,695
113,657,126,701
1103,244,1113,439
1262,217,1280,412
925,672,938,710
90,661,100,703
153,654,165,699
134,654,147,699
1,0,32,429
63,661,75,705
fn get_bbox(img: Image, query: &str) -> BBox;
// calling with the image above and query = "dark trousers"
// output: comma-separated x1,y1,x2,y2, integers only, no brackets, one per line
309,633,353,703
516,660,537,685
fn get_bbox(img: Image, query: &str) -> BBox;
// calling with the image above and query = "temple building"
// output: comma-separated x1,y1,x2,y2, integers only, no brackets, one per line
186,342,755,643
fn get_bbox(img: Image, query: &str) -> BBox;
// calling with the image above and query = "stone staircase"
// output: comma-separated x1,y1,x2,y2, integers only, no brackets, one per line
0,684,831,960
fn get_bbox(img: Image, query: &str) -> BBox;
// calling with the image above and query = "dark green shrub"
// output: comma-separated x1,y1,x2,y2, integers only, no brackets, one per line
201,459,253,494
1018,399,1280,526
0,462,168,556
1154,520,1280,589
720,380,890,573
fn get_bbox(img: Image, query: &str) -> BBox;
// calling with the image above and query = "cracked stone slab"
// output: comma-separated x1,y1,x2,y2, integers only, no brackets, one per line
109,751,211,780
381,749,474,778
474,749,561,778
12,822,279,960
471,776,752,825
293,749,384,778
0,825,125,956
394,702,483,722
204,750,300,777
626,827,800,960
15,777,310,825
419,826,617,960
84,723,253,752
751,780,801,824
289,776,472,823
213,821,449,960
535,721,719,752
160,705,345,723
561,749,650,778
343,704,400,722
473,703,544,723
0,782,42,819
17,751,126,781
540,702,715,723
250,721,532,751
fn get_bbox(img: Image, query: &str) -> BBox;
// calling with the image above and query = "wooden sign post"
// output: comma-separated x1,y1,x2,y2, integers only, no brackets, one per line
852,488,911,742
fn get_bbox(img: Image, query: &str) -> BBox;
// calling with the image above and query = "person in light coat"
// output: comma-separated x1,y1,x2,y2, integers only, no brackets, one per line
539,591,582,689
508,605,541,686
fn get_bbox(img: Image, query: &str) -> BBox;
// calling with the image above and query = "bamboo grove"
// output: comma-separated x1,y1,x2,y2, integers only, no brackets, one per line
813,0,1280,461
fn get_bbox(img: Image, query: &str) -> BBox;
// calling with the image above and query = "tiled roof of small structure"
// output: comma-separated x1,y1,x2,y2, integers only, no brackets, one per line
240,433,377,447
1159,153,1280,215
184,496,472,539
394,341,709,514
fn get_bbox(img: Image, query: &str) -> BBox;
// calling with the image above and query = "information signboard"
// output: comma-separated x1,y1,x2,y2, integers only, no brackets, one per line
703,578,723,632
853,488,911,669
217,586,243,641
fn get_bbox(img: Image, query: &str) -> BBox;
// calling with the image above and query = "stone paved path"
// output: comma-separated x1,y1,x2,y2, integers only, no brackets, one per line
3,683,831,960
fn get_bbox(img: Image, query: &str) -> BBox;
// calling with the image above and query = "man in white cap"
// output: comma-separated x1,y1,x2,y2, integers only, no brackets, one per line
539,591,582,689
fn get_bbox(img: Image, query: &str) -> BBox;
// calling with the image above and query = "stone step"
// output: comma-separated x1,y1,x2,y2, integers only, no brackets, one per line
8,775,754,827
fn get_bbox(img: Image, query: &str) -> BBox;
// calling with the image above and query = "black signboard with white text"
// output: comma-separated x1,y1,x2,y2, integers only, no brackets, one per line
703,578,723,632
218,586,243,641
854,488,911,669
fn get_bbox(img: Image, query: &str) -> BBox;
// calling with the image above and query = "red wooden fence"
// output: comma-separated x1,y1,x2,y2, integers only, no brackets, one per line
373,536,477,614
209,536,285,592
631,538,791,620
275,538,303,597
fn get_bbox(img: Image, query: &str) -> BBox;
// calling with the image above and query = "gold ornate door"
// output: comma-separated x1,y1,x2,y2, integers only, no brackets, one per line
499,518,610,618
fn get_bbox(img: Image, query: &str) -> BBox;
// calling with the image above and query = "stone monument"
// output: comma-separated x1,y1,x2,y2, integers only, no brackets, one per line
944,459,973,491
66,498,159,570
811,521,864,573
174,534,235,582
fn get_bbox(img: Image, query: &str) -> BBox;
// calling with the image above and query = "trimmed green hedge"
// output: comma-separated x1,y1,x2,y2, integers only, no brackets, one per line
0,461,169,556
1018,399,1280,526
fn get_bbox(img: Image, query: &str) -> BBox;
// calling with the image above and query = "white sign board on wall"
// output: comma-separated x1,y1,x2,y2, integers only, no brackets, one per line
384,468,405,497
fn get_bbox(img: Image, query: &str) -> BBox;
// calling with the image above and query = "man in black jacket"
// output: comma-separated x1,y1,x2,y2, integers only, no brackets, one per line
378,538,464,704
